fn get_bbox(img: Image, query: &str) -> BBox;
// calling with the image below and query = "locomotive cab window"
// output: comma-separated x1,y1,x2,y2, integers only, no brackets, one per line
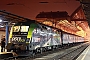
13,26,20,32
21,26,29,32
13,26,29,32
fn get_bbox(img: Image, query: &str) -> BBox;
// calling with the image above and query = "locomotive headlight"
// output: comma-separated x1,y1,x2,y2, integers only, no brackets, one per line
21,39,25,42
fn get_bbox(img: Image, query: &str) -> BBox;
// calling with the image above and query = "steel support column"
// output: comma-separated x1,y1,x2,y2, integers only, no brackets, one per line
6,22,9,46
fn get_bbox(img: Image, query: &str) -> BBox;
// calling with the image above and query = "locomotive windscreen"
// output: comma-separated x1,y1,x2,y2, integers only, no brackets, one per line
10,25,30,44
13,26,29,32
21,26,29,32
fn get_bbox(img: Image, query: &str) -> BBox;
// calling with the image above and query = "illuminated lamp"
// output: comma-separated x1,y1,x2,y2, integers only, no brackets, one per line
12,23,15,24
0,25,4,27
39,1,49,3
0,19,2,22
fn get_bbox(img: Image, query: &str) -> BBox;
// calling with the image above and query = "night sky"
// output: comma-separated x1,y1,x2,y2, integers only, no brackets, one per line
0,0,80,20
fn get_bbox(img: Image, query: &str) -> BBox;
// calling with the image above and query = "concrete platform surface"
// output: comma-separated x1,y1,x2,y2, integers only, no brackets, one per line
76,44,90,60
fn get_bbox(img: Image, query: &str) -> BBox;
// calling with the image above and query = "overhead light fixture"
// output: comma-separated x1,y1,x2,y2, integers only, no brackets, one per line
0,19,2,22
39,1,49,3
12,23,15,24
3,21,8,22
6,3,15,5
0,25,4,27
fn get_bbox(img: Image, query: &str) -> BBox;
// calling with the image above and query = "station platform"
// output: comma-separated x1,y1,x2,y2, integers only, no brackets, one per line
76,44,90,60
0,46,7,52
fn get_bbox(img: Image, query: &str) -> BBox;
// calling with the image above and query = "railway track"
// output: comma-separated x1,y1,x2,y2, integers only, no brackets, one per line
33,42,89,60
1,42,89,60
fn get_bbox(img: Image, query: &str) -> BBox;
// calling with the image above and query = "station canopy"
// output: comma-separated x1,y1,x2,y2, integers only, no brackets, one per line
79,0,90,26
0,5,89,37
0,10,30,31
36,11,79,33
36,6,89,37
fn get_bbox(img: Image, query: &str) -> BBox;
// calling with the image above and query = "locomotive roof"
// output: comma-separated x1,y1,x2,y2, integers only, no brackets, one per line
14,20,36,26
13,20,83,37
